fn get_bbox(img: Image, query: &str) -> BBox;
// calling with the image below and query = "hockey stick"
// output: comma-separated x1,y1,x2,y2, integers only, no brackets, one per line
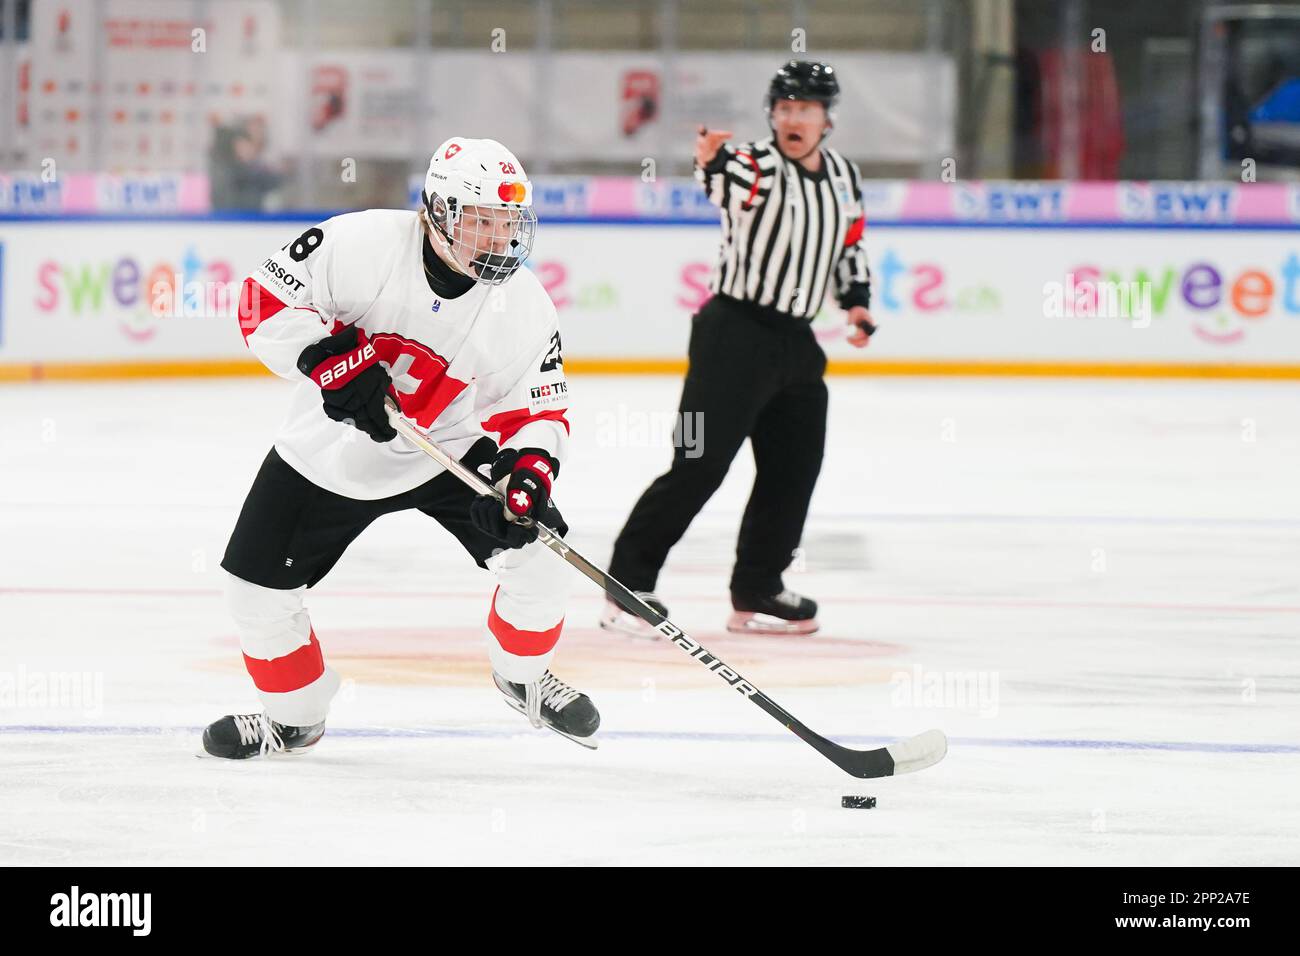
385,399,946,779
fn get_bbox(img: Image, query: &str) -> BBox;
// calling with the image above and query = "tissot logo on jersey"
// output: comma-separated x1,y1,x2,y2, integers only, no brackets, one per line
528,379,568,413
529,381,567,399
258,258,306,296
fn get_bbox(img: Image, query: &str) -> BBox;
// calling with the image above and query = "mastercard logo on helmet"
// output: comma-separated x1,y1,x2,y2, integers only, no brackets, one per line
496,181,528,203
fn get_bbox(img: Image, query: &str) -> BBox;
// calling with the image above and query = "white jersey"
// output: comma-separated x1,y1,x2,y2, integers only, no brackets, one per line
237,209,569,500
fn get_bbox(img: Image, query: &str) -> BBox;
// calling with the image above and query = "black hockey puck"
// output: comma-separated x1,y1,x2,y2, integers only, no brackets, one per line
841,795,877,809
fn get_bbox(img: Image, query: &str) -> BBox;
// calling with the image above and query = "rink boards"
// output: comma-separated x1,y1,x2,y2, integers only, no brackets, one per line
0,217,1298,380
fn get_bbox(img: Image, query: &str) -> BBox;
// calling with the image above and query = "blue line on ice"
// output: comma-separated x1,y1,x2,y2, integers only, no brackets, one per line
0,725,1296,754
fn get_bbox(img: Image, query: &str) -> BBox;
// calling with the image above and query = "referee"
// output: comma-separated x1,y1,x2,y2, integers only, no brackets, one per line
601,60,875,638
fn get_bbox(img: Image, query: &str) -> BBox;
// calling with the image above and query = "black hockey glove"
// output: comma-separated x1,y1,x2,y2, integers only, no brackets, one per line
469,447,568,549
296,325,398,443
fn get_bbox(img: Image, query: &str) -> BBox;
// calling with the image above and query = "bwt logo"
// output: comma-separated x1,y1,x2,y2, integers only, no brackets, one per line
532,181,591,217
0,174,63,212
50,886,151,936
1119,183,1235,222
634,181,717,219
529,381,567,399
95,175,181,213
955,183,1067,221
317,343,374,387
859,181,906,219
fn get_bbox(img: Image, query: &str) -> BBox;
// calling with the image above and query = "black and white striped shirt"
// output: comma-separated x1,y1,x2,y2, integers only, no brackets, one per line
696,136,871,321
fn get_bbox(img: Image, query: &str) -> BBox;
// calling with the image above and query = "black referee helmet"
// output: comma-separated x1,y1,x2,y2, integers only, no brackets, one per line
765,60,840,120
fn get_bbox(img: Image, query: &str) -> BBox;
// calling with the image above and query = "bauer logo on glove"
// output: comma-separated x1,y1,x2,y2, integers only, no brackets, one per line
470,447,568,548
296,326,398,443
313,341,377,389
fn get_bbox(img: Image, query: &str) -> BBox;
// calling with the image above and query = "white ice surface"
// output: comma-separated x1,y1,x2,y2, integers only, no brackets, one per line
1,374,1298,865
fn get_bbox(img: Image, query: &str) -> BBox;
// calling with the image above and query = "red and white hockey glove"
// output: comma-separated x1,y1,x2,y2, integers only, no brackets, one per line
296,325,398,443
469,447,567,549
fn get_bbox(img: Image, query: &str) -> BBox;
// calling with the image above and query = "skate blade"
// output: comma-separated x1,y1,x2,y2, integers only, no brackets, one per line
598,613,662,641
194,737,323,760
725,611,819,636
194,747,318,760
502,696,599,750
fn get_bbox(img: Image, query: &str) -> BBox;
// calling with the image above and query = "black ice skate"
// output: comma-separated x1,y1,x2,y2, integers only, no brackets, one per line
494,670,600,750
727,589,820,636
598,591,669,639
200,713,325,759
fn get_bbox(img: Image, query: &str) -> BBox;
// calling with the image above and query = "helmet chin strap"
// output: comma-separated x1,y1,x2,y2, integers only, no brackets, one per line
418,206,477,279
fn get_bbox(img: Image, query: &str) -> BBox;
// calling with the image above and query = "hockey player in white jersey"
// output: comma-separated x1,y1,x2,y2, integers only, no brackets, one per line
201,136,595,759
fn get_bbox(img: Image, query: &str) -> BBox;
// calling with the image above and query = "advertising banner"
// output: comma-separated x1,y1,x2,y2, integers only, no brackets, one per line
2,219,1298,373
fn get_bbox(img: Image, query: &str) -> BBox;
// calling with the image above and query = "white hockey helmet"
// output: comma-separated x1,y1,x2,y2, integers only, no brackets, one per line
421,137,537,286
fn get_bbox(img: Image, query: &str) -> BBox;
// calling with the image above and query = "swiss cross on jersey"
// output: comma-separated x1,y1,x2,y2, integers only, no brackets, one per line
366,331,464,429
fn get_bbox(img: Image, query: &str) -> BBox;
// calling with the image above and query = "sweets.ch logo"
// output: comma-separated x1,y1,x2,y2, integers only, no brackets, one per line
34,247,237,342
1076,253,1300,343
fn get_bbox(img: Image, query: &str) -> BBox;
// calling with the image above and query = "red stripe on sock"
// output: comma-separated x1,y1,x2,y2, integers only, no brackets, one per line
487,587,564,656
243,630,325,693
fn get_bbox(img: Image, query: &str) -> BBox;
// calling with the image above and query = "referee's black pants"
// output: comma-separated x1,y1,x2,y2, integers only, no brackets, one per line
609,294,828,598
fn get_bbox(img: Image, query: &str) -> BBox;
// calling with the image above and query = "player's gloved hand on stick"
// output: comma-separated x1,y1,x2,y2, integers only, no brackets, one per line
470,447,568,548
296,325,398,443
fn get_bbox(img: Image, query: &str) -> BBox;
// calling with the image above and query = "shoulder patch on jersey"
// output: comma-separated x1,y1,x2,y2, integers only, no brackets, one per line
251,256,309,305
527,377,569,413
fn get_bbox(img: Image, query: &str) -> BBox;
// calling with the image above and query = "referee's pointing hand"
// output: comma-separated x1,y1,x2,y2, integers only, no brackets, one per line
695,126,734,167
